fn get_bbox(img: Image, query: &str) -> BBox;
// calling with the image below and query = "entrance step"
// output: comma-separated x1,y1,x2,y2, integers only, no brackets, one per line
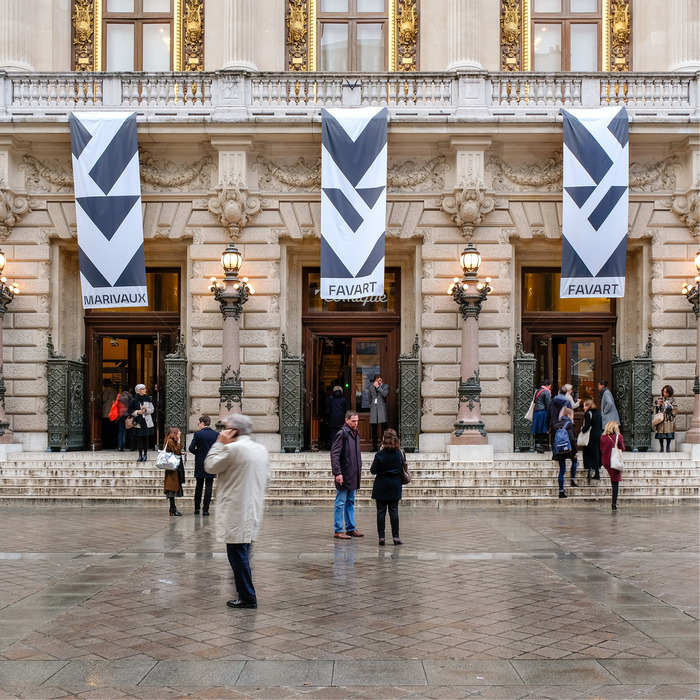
0,450,697,506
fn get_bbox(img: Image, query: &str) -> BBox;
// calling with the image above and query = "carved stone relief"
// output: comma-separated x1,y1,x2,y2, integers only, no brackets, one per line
500,0,522,71
396,0,419,72
488,154,563,192
668,192,700,240
207,182,263,240
72,0,95,72
286,0,308,71
253,154,447,193
441,184,495,240
183,0,205,71
629,156,679,192
609,0,631,71
21,152,214,194
0,186,37,240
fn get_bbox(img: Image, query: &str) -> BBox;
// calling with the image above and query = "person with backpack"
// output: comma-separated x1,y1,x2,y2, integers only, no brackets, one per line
551,406,578,499
547,386,569,450
330,410,364,539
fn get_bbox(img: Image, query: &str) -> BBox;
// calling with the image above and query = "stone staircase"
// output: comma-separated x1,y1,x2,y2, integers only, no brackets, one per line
0,450,697,507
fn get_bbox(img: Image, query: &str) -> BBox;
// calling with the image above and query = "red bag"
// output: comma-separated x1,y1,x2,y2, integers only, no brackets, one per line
108,398,120,422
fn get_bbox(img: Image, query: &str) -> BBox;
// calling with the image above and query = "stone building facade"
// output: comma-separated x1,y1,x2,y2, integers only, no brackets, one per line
0,0,698,454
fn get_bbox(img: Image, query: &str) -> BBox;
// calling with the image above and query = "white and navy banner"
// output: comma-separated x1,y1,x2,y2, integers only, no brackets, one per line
69,112,148,309
561,106,629,298
321,107,387,300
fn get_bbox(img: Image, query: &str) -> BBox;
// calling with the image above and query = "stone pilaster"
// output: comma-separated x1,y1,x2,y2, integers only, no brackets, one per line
446,0,482,71
222,0,258,72
669,0,700,72
0,0,33,71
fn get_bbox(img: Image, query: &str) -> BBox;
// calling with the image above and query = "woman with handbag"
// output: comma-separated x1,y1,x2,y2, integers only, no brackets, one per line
162,426,186,516
370,428,404,546
580,399,603,482
530,381,552,453
128,384,155,462
653,385,677,453
600,420,625,510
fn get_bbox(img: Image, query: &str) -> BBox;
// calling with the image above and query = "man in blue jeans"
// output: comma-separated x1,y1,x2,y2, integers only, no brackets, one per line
330,410,364,539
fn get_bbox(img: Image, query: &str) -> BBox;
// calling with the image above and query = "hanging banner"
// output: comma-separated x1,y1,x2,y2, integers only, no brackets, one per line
321,107,387,300
69,111,148,309
561,106,628,298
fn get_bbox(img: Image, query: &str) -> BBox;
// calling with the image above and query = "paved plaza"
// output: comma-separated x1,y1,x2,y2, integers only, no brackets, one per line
0,504,697,699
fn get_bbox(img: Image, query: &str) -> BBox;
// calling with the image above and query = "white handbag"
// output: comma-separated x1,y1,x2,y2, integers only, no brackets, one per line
155,449,180,470
576,429,591,447
610,434,624,471
524,393,536,421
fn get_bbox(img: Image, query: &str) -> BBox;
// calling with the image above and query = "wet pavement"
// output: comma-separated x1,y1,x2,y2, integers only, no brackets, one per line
0,504,697,699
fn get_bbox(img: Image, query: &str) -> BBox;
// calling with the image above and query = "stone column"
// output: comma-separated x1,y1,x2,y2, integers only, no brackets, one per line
222,0,258,72
447,0,482,71
0,0,33,71
670,0,700,72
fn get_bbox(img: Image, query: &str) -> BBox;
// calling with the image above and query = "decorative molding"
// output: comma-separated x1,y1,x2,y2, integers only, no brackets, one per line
72,0,95,72
139,150,214,192
668,192,700,240
396,0,418,72
487,154,562,192
609,0,631,72
286,0,308,71
253,155,321,191
629,156,680,192
500,0,522,71
21,155,72,193
253,154,446,193
441,183,495,240
183,0,204,71
208,182,263,240
0,186,36,240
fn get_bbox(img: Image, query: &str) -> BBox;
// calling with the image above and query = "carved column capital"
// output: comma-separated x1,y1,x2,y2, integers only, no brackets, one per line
0,187,34,241
441,183,494,240
208,182,262,240
669,191,700,240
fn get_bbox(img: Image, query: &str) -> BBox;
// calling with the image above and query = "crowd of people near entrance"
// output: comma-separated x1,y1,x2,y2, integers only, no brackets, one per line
530,379,677,510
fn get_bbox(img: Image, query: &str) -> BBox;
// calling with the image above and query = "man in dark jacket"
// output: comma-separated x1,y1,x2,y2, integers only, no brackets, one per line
188,415,218,515
330,410,364,539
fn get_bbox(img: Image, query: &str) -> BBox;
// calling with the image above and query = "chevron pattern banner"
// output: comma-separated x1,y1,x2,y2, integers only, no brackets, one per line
321,107,387,300
69,112,148,309
561,106,628,299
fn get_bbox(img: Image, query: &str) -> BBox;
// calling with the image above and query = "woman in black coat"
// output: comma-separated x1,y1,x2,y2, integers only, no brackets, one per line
370,428,404,546
128,383,155,462
581,399,603,482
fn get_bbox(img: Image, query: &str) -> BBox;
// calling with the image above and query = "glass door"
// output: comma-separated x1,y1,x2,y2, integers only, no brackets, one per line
352,338,383,447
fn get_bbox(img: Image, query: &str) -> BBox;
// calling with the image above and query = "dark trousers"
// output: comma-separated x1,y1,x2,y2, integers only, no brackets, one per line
371,422,387,450
135,435,149,456
226,542,256,604
611,481,619,505
555,454,577,490
376,500,399,539
194,478,213,512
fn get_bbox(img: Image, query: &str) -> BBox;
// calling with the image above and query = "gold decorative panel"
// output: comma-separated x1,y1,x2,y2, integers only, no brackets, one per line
183,0,204,71
396,0,418,72
500,0,522,71
286,0,309,71
500,0,631,72
609,0,631,71
72,0,96,72
286,0,417,72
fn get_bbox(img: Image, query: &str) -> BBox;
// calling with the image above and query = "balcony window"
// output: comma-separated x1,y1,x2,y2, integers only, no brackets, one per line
103,0,173,71
532,0,601,71
318,0,388,71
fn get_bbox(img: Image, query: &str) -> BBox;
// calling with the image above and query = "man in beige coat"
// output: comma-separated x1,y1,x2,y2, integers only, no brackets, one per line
204,414,269,610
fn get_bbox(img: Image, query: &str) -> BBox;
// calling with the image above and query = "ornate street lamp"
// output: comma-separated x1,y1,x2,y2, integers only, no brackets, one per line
448,241,492,446
681,250,700,445
0,251,19,439
209,242,254,423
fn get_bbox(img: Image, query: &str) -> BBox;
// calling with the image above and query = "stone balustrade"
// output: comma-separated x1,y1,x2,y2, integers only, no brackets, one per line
0,71,696,120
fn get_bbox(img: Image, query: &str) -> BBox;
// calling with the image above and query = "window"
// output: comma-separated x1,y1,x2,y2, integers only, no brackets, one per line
317,0,388,71
103,0,173,71
532,0,601,71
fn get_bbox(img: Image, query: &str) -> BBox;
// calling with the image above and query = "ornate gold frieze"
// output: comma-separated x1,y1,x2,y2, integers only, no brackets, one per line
183,0,204,71
609,0,631,71
500,0,522,71
72,0,95,72
396,0,418,72
287,0,308,71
